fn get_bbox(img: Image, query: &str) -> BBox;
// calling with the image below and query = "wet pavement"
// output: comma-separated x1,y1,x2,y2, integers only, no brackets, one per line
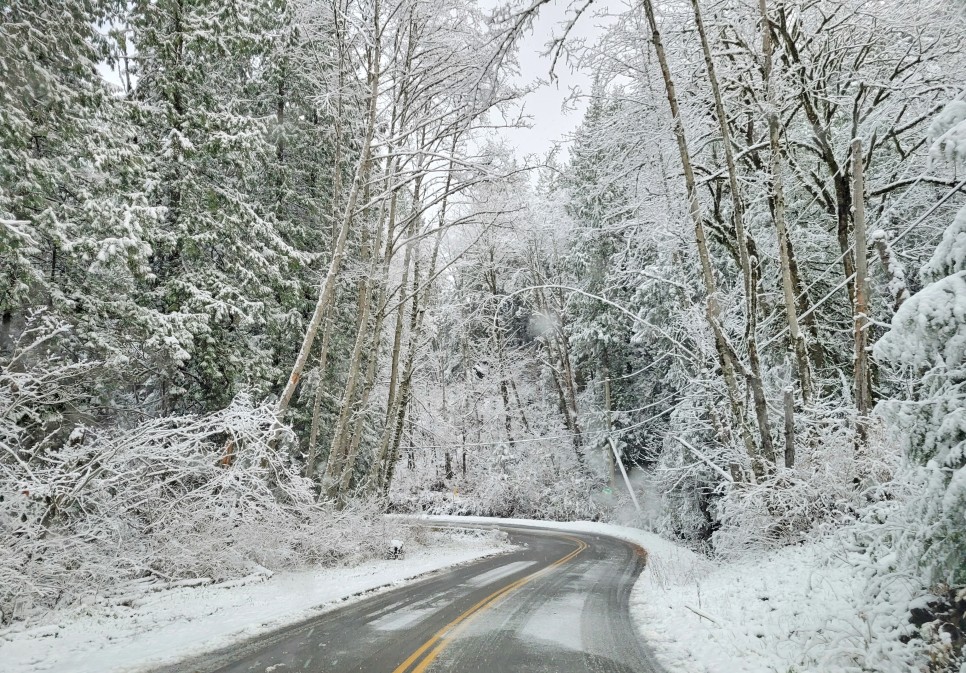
164,525,665,673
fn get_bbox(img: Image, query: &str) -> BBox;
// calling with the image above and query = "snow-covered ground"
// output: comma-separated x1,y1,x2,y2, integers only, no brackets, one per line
415,515,919,673
634,539,923,673
0,530,510,673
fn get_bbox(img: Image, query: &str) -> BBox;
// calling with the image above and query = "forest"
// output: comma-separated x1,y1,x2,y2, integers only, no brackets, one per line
2,0,966,668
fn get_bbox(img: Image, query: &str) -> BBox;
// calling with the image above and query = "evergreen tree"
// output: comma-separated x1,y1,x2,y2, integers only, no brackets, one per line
0,0,156,426
875,100,966,585
875,203,966,584
126,0,307,414
0,0,109,323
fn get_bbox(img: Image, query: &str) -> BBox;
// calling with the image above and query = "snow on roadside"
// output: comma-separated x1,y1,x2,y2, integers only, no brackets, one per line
0,529,510,673
634,536,928,673
413,515,920,673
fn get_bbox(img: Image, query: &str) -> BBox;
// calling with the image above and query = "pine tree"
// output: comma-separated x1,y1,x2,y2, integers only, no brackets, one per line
875,202,966,585
0,1,108,322
126,0,307,414
0,0,157,425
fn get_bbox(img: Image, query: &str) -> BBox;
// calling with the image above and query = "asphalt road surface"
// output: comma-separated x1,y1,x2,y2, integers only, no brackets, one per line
171,525,665,673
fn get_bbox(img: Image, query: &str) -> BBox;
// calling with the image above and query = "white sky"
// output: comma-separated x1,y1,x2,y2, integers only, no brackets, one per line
490,0,618,160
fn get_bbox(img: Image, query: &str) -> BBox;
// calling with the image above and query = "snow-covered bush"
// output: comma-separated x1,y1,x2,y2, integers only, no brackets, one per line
874,204,966,586
390,441,605,522
655,445,722,548
710,420,897,556
652,393,898,556
0,330,400,623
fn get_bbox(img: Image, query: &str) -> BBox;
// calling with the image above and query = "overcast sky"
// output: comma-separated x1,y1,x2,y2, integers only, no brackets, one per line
491,0,618,160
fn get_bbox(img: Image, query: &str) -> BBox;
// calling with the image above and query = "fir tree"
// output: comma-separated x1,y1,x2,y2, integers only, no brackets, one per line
127,0,307,413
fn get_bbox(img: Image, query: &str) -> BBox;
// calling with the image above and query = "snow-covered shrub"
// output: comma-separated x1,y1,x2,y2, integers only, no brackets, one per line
0,358,399,623
471,448,605,520
712,422,898,557
390,441,605,522
655,443,722,548
653,392,898,556
818,472,966,672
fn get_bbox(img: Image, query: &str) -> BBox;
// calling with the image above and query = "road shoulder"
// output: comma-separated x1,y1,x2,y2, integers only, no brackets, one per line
0,529,512,673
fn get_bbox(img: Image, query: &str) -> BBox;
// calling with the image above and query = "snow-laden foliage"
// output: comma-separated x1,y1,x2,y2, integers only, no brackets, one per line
875,204,966,586
921,206,966,284
929,100,966,169
391,442,605,522
712,425,899,557
0,328,397,623
638,514,936,673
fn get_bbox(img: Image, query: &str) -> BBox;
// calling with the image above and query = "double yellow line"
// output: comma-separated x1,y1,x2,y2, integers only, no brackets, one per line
391,534,589,673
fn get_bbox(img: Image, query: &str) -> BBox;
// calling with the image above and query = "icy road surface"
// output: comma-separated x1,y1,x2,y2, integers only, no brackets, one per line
174,526,666,673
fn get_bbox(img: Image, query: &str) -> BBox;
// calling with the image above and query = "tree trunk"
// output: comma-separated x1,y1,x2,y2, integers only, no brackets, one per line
337,322,383,501
376,181,451,495
275,4,381,419
783,386,795,468
509,376,531,434
692,0,787,465
494,332,516,446
756,0,813,402
852,138,871,445
372,189,422,491
305,53,349,479
603,355,615,488
305,307,333,480
323,172,392,500
379,269,421,494
556,329,583,453
322,216,380,499
327,75,414,499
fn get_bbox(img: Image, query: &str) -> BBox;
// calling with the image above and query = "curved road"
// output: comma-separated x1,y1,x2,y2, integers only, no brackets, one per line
172,525,665,673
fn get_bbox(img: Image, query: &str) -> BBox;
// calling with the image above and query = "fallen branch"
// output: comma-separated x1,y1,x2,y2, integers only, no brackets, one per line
684,604,719,624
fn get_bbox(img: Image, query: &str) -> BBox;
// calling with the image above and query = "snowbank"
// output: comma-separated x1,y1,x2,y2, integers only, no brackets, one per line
633,540,919,673
413,515,919,673
0,530,510,673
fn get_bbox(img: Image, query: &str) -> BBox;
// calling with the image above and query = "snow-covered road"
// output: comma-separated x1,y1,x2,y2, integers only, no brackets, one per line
180,524,665,673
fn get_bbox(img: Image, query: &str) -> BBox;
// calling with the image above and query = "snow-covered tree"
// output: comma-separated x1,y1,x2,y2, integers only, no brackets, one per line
124,0,308,414
875,201,966,584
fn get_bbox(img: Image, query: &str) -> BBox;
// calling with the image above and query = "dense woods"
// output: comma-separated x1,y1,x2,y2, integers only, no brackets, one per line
3,0,966,666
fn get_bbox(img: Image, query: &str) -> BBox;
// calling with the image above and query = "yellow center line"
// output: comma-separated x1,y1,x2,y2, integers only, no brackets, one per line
391,534,589,673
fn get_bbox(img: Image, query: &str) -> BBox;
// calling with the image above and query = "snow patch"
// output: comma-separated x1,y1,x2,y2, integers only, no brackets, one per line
519,591,587,652
465,560,537,587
